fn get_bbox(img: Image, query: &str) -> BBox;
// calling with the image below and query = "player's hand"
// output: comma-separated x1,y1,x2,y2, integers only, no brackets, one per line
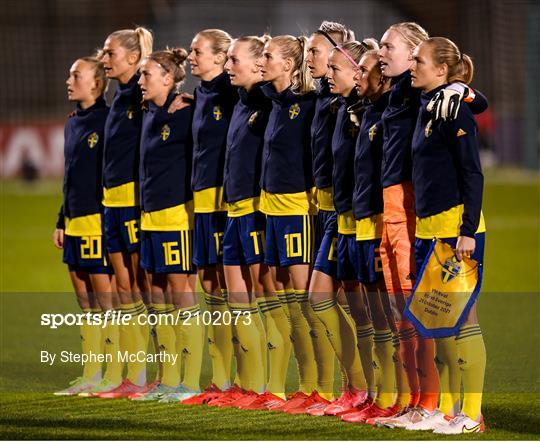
53,228,64,249
168,93,194,113
427,83,467,121
455,235,475,261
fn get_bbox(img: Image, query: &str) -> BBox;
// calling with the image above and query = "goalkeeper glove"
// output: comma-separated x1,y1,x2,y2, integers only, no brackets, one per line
427,83,474,121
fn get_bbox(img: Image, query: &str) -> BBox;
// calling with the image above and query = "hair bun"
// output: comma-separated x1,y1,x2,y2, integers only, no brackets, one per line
171,47,188,65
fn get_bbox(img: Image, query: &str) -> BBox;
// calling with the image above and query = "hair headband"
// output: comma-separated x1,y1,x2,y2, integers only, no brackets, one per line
334,46,359,68
316,30,339,47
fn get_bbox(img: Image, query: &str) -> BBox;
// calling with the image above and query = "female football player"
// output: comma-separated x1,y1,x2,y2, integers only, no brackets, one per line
187,29,238,396
53,55,111,396
94,26,154,399
307,21,354,290
131,48,204,403
220,35,292,408
409,37,486,434
256,35,332,411
304,22,357,414
341,49,407,423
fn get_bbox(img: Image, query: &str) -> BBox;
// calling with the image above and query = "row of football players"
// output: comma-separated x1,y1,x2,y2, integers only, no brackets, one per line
53,20,487,434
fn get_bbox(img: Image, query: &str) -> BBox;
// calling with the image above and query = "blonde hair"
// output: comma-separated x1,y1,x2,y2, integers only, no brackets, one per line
108,26,153,65
234,34,271,59
388,22,429,49
78,56,109,96
146,48,189,92
315,21,355,45
336,38,379,64
425,37,474,84
197,29,232,55
271,35,315,94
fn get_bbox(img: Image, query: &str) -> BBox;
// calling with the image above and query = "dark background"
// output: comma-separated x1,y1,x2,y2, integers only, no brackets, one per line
1,0,538,168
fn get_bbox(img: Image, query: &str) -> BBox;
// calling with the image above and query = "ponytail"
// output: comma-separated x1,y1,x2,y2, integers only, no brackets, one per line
135,27,153,62
425,37,474,85
272,35,315,95
108,26,154,66
456,54,474,85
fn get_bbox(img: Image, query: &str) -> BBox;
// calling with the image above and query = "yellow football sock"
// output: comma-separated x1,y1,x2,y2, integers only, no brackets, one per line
356,324,376,397
134,299,150,364
393,333,411,407
276,290,290,317
102,310,123,384
311,299,365,393
283,289,317,394
228,302,265,392
251,302,268,384
436,336,461,416
80,309,102,381
258,296,291,398
154,304,179,387
175,304,204,392
147,305,162,382
373,329,396,408
204,293,232,389
296,290,334,399
230,322,243,388
120,302,147,386
456,324,486,421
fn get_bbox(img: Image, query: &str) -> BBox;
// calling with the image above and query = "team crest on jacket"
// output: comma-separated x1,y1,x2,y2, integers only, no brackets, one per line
368,124,377,142
126,107,136,120
289,103,300,120
425,120,433,138
329,100,339,115
441,256,461,284
161,124,171,141
87,132,99,148
348,123,359,138
213,105,223,121
248,111,259,128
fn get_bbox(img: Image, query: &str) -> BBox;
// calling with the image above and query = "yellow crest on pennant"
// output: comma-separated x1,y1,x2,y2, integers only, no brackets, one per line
87,132,99,148
289,103,300,120
161,124,171,141
407,240,479,334
368,124,377,142
425,120,433,138
213,105,223,121
441,256,462,284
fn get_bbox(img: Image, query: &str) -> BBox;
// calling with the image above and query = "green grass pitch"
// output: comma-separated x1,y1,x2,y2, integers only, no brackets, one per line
0,171,539,440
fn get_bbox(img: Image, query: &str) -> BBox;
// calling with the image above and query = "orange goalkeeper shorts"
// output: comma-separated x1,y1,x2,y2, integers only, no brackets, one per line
380,182,416,296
